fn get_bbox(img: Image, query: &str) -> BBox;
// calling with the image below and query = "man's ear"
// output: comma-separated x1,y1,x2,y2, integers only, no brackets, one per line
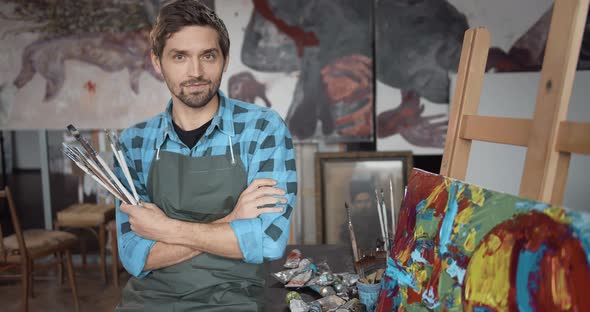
151,51,163,75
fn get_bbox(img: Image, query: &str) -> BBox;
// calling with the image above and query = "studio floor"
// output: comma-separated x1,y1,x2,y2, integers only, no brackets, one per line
0,256,130,312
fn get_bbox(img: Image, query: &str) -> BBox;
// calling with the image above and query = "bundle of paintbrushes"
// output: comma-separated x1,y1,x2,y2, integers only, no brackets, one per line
61,124,140,206
354,252,387,285
374,179,397,254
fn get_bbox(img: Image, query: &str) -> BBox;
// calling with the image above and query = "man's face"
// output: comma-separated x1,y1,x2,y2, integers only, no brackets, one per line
152,25,228,109
352,192,373,212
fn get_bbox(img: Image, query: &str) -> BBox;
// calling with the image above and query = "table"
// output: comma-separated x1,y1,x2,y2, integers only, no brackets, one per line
263,244,354,311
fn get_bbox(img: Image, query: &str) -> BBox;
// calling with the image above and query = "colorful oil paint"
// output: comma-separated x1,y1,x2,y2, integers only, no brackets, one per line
377,169,590,311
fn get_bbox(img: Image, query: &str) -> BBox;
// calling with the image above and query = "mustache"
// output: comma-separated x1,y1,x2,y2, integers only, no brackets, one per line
180,78,211,87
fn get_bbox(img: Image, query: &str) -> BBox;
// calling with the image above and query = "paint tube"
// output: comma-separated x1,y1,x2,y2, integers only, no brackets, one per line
284,249,302,269
286,270,313,288
334,298,366,312
306,271,335,287
336,272,359,287
272,258,313,284
272,268,300,284
315,260,332,274
289,299,309,312
309,295,346,311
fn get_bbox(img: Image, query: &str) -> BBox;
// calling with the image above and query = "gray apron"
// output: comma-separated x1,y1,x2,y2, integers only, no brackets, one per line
117,150,268,312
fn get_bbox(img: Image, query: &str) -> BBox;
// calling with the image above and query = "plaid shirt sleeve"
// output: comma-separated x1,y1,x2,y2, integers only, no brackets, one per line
113,131,155,278
229,110,297,263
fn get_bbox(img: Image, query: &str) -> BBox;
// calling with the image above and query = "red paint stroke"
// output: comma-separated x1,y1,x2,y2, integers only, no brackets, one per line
379,169,590,312
465,212,590,311
84,80,96,94
252,0,319,56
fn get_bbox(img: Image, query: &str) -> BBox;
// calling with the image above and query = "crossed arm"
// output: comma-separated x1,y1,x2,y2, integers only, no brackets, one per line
120,178,286,271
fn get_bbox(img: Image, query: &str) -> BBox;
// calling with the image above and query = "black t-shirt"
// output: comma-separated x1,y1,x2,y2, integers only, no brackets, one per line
173,119,212,150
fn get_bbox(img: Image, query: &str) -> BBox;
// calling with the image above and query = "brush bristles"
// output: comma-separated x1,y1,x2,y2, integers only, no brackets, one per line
66,124,79,137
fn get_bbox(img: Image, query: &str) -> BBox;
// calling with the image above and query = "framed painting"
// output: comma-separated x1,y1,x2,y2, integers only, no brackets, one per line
315,151,413,248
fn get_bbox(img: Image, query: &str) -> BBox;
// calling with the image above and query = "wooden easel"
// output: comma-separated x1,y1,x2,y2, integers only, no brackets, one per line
441,0,590,206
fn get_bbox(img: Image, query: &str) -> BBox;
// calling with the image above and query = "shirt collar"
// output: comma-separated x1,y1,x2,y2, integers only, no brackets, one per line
155,90,235,149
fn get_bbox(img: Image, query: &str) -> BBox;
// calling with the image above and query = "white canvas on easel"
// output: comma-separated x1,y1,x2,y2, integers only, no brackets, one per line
450,71,590,213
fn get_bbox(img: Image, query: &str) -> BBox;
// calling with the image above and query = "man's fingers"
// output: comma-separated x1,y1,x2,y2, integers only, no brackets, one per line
120,203,132,214
142,202,159,210
257,207,284,215
246,179,277,193
251,186,286,198
255,196,287,208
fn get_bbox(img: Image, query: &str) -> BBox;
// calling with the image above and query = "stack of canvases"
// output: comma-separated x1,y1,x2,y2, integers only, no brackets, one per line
377,169,590,311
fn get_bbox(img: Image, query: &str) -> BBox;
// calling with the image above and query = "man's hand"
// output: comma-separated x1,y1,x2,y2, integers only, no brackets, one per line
120,201,176,242
228,178,286,221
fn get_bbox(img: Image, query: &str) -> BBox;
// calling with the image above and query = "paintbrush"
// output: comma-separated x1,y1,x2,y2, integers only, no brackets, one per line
106,130,140,204
345,202,360,263
62,144,128,203
66,125,137,205
65,144,132,204
374,190,386,251
389,179,396,244
355,251,387,284
380,189,389,251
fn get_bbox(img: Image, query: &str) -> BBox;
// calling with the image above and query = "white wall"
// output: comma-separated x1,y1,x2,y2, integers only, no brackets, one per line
450,71,590,212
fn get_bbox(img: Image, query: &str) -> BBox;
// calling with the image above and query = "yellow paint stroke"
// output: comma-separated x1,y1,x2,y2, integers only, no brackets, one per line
453,286,462,307
423,182,447,214
454,205,474,235
441,258,450,271
464,228,478,252
543,206,571,224
400,286,409,303
456,184,466,202
469,185,485,207
414,225,426,239
465,233,512,310
409,262,428,292
551,257,572,310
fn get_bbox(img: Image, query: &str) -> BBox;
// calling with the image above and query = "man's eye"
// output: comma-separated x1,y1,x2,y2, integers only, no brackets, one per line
174,54,185,61
203,54,215,61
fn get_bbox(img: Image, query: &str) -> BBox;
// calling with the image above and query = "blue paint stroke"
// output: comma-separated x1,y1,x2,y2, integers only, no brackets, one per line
422,286,440,309
383,257,419,292
439,182,462,255
515,201,550,211
418,208,435,221
516,244,547,312
446,259,466,284
411,249,428,264
474,307,494,312
416,199,428,213
569,211,590,268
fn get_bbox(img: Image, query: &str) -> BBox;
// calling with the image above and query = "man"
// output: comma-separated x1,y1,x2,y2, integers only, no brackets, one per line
339,177,381,252
113,1,297,311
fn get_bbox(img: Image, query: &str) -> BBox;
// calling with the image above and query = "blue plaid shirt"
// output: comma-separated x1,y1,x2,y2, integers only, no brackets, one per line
114,91,297,278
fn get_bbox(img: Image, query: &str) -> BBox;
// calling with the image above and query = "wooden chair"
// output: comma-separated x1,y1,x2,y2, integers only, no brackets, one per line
0,186,80,312
55,202,115,284
441,0,590,205
106,219,124,288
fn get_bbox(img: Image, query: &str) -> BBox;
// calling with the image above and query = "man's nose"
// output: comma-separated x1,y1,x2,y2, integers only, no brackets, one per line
188,58,202,76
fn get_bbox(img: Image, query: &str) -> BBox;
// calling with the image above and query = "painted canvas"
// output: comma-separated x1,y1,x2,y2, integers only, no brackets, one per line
220,0,374,143
377,169,590,311
0,0,172,129
375,0,590,154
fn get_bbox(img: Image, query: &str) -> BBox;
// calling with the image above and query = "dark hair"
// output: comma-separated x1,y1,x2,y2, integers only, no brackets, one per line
150,0,230,60
350,178,375,201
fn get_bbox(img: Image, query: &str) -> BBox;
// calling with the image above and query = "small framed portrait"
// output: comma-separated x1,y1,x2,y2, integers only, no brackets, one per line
315,151,413,250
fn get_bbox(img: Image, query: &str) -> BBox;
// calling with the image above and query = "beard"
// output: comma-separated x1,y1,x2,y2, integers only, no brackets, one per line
164,71,224,109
